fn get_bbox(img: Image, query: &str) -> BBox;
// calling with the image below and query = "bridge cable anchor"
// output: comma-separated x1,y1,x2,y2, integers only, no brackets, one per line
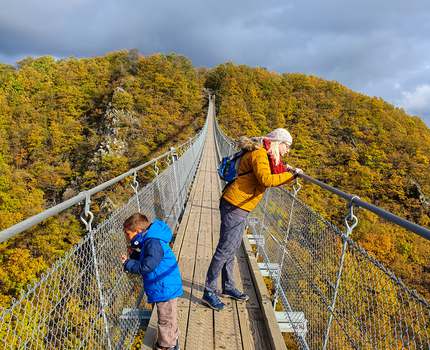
153,160,160,175
153,160,165,218
170,147,182,219
292,177,302,197
80,191,94,232
130,170,141,212
344,195,360,237
170,147,178,162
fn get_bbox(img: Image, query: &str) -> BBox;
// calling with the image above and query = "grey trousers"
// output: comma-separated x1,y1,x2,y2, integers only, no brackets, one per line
205,199,249,293
155,298,179,349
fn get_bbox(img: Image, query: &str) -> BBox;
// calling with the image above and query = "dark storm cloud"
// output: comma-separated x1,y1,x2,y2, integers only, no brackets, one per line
0,0,429,124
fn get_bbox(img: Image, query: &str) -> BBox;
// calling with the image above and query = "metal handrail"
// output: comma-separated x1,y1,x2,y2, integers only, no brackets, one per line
298,174,430,241
0,133,202,243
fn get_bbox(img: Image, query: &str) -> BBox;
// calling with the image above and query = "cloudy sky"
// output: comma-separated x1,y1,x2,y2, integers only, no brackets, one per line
1,0,430,125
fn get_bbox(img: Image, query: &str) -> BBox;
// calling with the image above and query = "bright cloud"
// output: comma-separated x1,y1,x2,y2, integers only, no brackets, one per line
400,85,430,121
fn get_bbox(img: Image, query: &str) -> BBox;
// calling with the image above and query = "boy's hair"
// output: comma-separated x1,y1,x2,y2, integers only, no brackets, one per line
123,213,149,232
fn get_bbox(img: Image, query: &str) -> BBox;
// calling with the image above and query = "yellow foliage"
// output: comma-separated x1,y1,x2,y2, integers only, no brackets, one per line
0,50,205,307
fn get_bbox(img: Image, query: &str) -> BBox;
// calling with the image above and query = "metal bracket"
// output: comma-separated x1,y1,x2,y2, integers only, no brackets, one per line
275,311,308,337
170,147,178,162
292,178,302,197
247,233,265,247
131,171,141,213
345,195,360,236
119,308,151,328
131,171,139,193
153,161,160,175
80,191,94,232
258,262,280,279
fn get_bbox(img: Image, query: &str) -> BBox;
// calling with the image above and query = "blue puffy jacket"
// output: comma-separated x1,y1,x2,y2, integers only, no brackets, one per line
124,219,183,303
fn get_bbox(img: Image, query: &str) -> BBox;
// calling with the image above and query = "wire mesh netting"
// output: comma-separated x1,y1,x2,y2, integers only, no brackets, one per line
0,122,207,349
248,189,430,350
214,116,430,350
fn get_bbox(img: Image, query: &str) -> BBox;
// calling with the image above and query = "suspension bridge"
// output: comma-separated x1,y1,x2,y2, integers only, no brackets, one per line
0,96,429,349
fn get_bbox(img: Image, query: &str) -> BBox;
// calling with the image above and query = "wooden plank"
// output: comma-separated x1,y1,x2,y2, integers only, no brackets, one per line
142,209,201,349
235,247,268,350
177,204,204,346
179,168,207,348
185,145,216,349
236,305,255,350
247,308,275,350
222,223,263,350
242,237,288,350
172,180,197,255
184,307,214,349
214,306,243,350
236,247,262,310
177,256,195,310
142,304,158,350
189,212,212,305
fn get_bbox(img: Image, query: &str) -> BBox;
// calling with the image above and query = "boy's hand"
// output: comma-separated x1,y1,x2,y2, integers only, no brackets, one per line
120,254,128,264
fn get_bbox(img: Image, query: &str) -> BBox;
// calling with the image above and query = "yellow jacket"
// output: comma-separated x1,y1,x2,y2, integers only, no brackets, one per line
222,148,295,212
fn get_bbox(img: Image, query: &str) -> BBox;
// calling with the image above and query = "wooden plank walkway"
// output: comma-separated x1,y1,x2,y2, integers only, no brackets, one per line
143,101,286,350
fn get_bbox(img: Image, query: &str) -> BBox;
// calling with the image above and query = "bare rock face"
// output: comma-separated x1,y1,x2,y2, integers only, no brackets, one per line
411,180,430,210
62,187,78,201
89,102,140,168
95,104,127,157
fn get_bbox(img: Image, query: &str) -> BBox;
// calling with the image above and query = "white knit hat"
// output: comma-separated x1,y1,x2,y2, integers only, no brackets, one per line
266,128,293,146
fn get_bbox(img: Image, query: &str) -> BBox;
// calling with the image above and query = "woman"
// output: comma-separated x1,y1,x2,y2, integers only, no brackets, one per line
203,128,302,310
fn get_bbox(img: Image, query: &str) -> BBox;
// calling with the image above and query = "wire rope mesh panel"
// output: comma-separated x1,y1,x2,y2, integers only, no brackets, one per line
0,234,112,349
248,188,430,350
0,121,208,349
214,117,237,159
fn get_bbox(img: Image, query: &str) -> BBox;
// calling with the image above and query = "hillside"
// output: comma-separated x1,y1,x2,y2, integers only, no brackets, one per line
0,51,205,308
1,56,429,309
205,63,430,299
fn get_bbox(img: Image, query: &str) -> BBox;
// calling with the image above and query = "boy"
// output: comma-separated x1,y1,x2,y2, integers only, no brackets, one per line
121,213,182,350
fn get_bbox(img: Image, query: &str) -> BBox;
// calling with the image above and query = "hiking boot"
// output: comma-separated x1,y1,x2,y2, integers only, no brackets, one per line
202,290,225,311
222,288,249,301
